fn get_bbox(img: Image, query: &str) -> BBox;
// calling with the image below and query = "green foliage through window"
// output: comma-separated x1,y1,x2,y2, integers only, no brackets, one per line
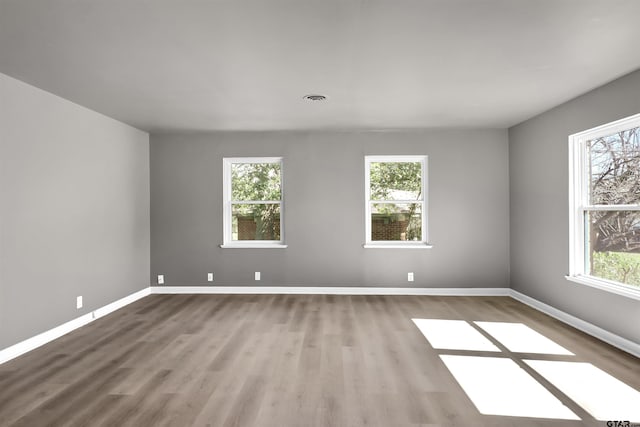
232,163,281,201
230,161,282,241
370,162,422,201
585,127,640,287
368,159,425,242
592,251,640,288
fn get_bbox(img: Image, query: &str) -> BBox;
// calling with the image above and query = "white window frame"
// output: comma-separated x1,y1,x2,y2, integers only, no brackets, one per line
567,113,640,300
364,155,432,249
221,157,287,249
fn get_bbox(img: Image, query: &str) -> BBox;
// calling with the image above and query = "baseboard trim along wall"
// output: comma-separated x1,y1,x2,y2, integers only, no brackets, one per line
2,286,637,365
0,287,150,365
509,289,640,358
149,286,512,296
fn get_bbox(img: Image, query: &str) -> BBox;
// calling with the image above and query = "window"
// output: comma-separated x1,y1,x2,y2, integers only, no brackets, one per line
364,155,431,248
222,157,286,248
568,113,640,298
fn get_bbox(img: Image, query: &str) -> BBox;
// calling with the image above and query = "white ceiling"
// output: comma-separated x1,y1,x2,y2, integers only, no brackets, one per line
1,0,639,132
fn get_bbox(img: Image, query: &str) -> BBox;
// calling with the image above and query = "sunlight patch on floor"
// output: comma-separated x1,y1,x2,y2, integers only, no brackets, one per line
474,322,574,355
525,360,640,421
440,355,579,420
412,319,500,352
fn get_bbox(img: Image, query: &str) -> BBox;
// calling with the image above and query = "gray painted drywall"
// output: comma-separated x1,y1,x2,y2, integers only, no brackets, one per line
151,129,509,289
0,73,150,350
509,69,640,344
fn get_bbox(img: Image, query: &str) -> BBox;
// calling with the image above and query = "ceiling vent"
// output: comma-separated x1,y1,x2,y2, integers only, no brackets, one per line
303,94,327,102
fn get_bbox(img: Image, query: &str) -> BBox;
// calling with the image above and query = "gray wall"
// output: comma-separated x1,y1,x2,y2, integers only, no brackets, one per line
509,69,640,344
151,130,509,288
0,73,150,349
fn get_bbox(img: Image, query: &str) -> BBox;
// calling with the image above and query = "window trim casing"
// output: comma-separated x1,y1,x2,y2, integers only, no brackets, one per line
567,112,640,300
221,156,287,249
364,155,432,248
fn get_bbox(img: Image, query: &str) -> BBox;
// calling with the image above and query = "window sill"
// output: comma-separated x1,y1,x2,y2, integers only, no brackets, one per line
565,275,640,301
220,244,288,249
363,243,433,249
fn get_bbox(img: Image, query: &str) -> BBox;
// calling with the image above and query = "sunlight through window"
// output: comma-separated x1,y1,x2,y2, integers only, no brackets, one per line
474,322,574,355
412,319,500,352
440,355,579,420
525,360,640,421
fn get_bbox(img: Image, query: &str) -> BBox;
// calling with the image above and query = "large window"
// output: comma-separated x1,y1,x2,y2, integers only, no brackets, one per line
364,155,430,248
222,157,286,248
568,113,640,298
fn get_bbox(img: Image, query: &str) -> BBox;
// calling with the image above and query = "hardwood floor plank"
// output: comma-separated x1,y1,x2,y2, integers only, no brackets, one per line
98,369,172,427
222,375,267,427
159,372,221,427
68,394,126,427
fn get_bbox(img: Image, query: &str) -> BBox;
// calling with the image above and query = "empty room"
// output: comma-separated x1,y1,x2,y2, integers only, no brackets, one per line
1,1,639,426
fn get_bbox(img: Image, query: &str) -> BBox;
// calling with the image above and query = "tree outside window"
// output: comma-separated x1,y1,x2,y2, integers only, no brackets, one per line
223,158,284,246
586,127,640,287
365,156,428,246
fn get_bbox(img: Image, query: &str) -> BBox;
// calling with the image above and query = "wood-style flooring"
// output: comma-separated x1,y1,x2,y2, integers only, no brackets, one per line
0,294,638,426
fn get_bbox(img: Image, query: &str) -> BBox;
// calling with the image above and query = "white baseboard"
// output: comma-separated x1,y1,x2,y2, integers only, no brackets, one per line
0,287,150,365
509,289,640,358
150,286,511,296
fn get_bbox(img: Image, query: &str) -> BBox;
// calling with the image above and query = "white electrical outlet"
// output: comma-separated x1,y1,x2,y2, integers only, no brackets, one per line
158,274,165,285
255,271,261,281
408,272,414,282
76,296,83,309
207,273,214,282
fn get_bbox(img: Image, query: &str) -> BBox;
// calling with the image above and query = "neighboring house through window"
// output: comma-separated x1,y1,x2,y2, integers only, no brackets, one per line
364,155,431,248
568,113,640,299
222,157,286,248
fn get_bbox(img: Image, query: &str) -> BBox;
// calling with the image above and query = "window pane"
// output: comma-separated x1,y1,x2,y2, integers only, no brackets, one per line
586,210,640,287
371,203,422,241
232,204,281,241
370,162,422,201
231,162,281,201
588,127,640,205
